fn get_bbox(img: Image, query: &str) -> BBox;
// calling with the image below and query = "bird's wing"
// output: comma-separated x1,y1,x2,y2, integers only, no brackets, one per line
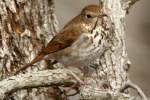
14,29,81,75
40,29,81,54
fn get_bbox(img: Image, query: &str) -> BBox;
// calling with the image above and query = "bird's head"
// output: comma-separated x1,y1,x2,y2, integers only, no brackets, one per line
62,4,105,33
80,5,102,24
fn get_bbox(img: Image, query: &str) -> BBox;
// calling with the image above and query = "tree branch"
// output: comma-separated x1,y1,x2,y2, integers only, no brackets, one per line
0,69,82,100
120,80,148,100
123,0,141,13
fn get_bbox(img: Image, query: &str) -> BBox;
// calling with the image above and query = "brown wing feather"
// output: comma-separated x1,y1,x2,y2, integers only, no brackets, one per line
41,29,81,55
14,54,44,75
14,29,81,75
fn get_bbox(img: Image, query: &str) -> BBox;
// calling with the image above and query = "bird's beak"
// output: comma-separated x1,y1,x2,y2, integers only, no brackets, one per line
98,13,108,18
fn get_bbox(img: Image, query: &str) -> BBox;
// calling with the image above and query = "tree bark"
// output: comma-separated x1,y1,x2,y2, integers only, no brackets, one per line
0,69,83,100
0,0,59,99
0,0,147,100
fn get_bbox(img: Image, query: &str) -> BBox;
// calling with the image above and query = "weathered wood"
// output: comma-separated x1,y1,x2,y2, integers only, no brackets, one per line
0,69,82,100
0,0,59,99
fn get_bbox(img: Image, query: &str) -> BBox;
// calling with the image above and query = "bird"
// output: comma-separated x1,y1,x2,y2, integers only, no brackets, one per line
14,4,107,77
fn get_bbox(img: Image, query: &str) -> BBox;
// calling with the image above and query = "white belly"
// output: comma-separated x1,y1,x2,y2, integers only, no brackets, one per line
53,28,109,68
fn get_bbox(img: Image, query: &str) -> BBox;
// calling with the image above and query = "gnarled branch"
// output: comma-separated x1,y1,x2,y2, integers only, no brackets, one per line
0,69,82,100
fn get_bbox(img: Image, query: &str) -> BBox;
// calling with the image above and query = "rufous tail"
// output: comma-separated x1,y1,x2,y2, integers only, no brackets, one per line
14,54,45,75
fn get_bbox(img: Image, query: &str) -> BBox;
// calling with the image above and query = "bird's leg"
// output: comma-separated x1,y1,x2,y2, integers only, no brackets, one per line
89,63,99,77
88,63,99,80
68,70,85,85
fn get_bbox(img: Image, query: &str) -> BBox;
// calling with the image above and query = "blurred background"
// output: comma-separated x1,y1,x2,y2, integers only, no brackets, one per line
54,0,150,96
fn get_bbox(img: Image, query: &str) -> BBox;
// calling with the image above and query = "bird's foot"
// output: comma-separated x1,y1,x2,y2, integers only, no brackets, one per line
68,70,85,85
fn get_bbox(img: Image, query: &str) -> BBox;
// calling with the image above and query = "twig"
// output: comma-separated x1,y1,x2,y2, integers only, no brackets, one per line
123,0,141,14
120,80,148,100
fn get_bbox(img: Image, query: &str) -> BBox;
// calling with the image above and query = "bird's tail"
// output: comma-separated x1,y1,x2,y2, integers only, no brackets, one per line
14,54,45,75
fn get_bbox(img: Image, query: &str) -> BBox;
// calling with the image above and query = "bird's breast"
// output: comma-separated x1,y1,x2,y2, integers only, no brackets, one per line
53,27,109,67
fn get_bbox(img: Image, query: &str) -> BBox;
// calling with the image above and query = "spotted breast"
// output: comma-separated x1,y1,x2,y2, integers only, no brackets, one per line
52,26,109,70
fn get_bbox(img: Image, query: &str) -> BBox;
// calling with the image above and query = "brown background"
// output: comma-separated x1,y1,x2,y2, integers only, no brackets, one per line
54,0,150,96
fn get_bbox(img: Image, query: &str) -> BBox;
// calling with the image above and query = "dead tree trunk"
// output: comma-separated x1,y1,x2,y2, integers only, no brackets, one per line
0,0,59,99
0,0,147,100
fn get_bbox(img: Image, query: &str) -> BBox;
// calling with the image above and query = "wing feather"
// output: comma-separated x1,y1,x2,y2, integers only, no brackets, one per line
40,29,81,55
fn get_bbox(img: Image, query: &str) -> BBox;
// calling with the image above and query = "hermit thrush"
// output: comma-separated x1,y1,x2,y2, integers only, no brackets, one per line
14,4,107,76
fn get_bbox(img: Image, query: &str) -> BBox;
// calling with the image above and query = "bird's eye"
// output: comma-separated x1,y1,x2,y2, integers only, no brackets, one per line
86,14,92,18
